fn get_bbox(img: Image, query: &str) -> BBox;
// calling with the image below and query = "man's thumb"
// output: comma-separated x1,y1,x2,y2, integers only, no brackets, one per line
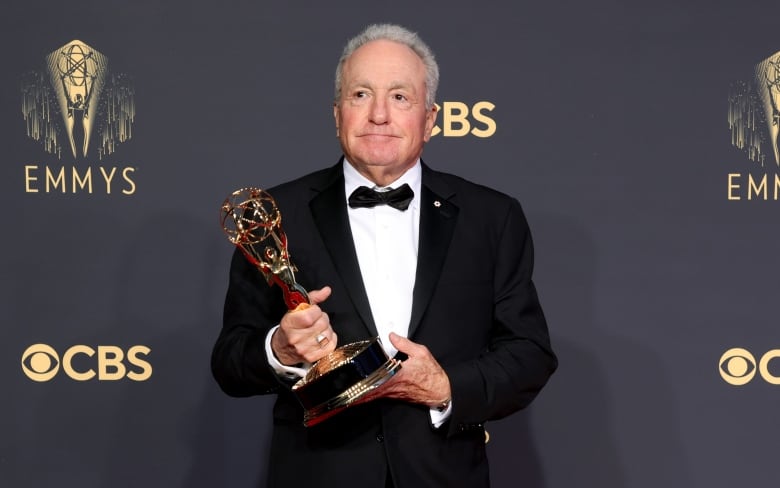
388,332,412,351
308,286,332,305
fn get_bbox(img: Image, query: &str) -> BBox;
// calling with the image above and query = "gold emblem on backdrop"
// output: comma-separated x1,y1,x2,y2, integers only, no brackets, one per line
726,51,780,201
728,51,780,168
21,40,135,160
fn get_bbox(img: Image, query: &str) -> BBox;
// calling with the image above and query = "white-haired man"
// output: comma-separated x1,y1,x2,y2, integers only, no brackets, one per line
212,23,557,487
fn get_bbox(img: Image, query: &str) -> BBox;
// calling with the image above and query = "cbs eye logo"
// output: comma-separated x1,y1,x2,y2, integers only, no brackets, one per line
719,348,780,386
21,343,152,382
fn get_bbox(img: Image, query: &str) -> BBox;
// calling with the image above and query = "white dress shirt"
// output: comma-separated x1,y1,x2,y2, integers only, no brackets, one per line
343,159,420,358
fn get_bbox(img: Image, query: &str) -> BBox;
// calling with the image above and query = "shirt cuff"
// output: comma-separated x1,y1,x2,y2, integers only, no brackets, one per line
265,325,309,379
429,400,453,428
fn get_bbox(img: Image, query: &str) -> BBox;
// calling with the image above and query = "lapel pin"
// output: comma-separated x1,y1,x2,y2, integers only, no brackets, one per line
434,201,441,207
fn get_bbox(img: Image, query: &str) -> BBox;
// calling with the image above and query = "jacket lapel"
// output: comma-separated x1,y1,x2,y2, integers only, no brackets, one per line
307,162,459,340
408,165,459,338
308,164,379,337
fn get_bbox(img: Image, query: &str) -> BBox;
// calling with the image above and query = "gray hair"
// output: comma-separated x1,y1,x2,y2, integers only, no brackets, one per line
334,23,439,109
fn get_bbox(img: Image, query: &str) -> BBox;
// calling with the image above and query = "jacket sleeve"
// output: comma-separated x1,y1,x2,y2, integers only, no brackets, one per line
443,197,557,437
211,247,294,397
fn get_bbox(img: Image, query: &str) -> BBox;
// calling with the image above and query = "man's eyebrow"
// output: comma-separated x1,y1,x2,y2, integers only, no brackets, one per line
388,81,414,91
346,80,415,90
346,79,372,89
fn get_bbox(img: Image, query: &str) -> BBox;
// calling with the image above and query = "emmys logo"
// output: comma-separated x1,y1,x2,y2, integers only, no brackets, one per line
719,347,780,385
21,343,152,382
727,51,780,201
431,101,496,138
20,40,137,195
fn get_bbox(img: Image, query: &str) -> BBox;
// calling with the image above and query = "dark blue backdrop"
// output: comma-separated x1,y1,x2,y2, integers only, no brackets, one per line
2,1,780,486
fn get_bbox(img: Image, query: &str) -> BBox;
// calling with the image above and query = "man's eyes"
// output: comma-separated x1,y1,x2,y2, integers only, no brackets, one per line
347,90,413,107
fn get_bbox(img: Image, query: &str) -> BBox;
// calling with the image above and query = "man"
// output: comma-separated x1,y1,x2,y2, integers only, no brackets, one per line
212,23,557,487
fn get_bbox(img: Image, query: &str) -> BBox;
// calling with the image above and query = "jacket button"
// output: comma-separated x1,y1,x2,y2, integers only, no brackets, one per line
376,434,384,443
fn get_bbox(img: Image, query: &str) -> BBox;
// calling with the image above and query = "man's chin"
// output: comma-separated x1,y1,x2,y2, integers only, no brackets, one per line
349,150,402,168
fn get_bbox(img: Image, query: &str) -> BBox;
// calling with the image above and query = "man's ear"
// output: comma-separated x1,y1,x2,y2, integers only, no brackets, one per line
423,103,439,142
333,103,340,136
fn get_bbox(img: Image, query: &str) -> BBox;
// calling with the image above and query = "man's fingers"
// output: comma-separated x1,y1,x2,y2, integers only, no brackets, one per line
314,329,338,349
283,303,329,330
301,329,338,362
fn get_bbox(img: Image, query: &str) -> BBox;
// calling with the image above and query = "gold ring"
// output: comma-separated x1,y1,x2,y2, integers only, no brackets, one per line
316,333,328,347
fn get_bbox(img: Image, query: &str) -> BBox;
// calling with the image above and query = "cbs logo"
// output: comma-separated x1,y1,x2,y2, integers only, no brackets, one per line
719,348,780,385
21,344,152,382
431,101,496,138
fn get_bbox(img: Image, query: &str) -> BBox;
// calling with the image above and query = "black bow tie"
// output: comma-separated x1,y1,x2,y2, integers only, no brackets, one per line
348,183,414,211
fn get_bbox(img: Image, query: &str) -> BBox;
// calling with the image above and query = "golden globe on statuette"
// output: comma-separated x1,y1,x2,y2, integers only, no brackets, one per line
220,188,401,426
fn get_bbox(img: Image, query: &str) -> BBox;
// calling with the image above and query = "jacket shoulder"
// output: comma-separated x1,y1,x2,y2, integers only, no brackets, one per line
425,166,521,210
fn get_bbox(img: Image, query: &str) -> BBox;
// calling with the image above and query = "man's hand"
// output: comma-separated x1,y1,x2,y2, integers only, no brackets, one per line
271,286,337,365
362,332,451,408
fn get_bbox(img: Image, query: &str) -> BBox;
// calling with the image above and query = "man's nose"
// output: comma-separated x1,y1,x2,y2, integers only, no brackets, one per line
368,96,389,124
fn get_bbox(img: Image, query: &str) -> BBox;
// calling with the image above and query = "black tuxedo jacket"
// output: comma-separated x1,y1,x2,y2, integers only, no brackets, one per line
212,160,557,487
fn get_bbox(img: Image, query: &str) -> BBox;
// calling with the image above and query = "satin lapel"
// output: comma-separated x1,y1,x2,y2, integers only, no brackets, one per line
309,172,378,337
408,167,459,338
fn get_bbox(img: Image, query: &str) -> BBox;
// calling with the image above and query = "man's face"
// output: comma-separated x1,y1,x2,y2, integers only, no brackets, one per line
334,39,437,185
